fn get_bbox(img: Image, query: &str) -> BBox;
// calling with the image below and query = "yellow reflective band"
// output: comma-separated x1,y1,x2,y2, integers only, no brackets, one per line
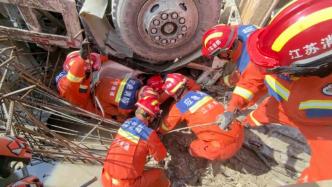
151,100,159,106
69,60,75,67
161,122,170,131
79,85,88,89
189,96,212,113
118,128,139,144
272,7,332,52
204,32,223,47
115,78,128,103
265,75,290,101
112,178,120,185
66,72,84,83
299,100,332,110
171,80,186,94
233,86,254,101
250,111,262,126
269,0,298,24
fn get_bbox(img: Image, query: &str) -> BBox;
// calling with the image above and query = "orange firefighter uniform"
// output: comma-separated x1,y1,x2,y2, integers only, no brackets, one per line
56,56,95,111
160,91,244,160
242,73,332,182
102,117,169,187
56,50,108,111
227,62,267,112
94,77,143,121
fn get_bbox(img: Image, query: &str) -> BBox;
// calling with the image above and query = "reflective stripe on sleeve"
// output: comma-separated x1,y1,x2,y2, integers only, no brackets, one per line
233,86,254,101
249,111,262,127
66,72,84,83
265,75,290,101
161,122,170,132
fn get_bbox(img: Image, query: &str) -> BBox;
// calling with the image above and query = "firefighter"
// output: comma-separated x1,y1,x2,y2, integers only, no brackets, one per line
219,0,332,182
56,41,108,111
159,73,244,161
146,74,201,104
0,136,43,186
202,24,259,88
101,96,170,187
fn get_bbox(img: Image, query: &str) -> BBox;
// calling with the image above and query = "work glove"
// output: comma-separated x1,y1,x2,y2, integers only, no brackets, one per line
217,111,235,130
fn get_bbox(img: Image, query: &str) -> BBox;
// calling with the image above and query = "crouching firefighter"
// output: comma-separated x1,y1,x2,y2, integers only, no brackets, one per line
56,40,108,112
159,73,244,160
101,96,170,187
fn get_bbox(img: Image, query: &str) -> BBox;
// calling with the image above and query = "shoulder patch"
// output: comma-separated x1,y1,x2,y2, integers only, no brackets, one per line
322,84,332,96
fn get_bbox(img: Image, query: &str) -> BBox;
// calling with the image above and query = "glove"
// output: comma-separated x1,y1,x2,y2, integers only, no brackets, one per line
217,111,235,130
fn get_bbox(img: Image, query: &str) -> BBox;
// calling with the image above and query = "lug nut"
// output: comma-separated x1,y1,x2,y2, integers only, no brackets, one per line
151,28,157,34
161,13,168,20
178,34,183,39
153,19,160,26
179,17,185,24
171,12,178,19
181,26,187,32
170,39,176,43
155,36,161,40
161,39,168,44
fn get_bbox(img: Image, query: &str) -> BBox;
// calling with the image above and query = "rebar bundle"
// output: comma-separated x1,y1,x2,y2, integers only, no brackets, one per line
0,42,121,165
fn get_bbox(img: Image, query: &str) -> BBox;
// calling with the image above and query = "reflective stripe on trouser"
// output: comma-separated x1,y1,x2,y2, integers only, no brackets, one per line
101,168,170,187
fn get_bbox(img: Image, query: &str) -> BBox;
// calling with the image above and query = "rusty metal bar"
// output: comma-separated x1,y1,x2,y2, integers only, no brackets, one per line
5,100,14,135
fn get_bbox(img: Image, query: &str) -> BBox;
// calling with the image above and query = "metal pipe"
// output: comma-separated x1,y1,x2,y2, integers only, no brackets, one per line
0,85,36,99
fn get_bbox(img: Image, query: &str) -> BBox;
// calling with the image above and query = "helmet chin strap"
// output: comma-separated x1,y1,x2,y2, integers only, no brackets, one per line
268,61,332,77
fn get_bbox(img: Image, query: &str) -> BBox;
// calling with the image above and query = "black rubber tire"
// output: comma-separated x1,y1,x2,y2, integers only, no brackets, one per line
112,0,221,63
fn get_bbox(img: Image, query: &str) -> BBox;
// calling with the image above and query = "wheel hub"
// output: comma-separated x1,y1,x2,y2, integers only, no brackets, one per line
137,0,199,49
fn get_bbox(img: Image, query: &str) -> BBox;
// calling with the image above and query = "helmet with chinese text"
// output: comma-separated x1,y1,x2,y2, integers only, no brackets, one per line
202,24,238,57
247,0,332,75
135,96,161,117
162,73,187,97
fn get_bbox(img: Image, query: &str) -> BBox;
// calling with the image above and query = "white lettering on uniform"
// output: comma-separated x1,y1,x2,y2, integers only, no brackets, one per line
184,98,193,106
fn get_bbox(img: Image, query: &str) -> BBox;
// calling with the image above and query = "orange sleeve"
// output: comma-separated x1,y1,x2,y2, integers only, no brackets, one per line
159,103,182,134
147,131,167,162
228,62,265,112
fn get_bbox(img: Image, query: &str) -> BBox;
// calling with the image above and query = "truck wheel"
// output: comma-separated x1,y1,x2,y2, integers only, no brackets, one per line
112,0,221,63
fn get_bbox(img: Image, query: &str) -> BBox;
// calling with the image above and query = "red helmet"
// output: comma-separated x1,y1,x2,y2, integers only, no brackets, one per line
247,0,332,68
162,73,187,96
135,96,160,117
202,24,238,57
8,176,43,187
0,136,32,162
147,75,164,93
63,51,101,72
138,86,159,100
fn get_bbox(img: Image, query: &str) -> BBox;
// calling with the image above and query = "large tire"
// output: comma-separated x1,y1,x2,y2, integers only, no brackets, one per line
112,0,221,63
